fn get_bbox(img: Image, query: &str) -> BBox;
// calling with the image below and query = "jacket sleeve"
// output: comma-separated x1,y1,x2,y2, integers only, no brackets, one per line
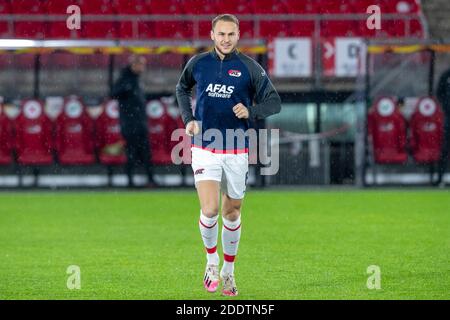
244,58,281,121
175,56,197,125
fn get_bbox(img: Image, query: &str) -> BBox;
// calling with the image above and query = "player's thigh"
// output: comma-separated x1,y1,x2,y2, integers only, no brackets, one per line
222,153,249,200
197,180,221,217
191,147,223,216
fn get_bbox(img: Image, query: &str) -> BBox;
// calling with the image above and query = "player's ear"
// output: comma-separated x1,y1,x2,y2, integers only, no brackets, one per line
210,29,215,41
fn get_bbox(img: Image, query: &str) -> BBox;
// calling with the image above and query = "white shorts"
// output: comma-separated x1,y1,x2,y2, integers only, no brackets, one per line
191,147,249,199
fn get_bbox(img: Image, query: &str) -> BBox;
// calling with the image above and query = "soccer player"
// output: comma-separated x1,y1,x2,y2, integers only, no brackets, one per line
176,14,281,296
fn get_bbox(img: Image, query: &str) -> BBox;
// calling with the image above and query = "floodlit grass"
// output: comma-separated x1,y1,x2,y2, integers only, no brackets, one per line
0,190,448,299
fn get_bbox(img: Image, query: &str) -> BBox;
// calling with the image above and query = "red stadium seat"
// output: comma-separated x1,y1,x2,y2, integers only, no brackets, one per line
354,20,380,38
46,0,82,39
55,96,96,165
78,0,117,39
320,20,357,37
209,0,254,38
290,21,315,37
0,104,14,165
350,0,381,13
381,17,424,38
258,21,291,38
114,0,153,39
182,0,218,38
379,0,420,14
253,1,291,38
215,0,253,15
367,97,408,164
0,0,12,38
283,0,316,13
12,0,47,39
148,0,192,39
15,99,54,165
409,97,444,164
318,0,352,13
252,0,288,14
95,99,126,165
182,0,218,14
0,21,10,38
237,21,254,39
408,18,425,38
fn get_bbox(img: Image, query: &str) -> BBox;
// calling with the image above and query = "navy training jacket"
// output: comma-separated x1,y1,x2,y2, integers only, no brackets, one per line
176,49,281,153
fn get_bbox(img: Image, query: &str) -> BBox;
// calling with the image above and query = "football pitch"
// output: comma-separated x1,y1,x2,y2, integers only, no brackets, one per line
0,189,448,300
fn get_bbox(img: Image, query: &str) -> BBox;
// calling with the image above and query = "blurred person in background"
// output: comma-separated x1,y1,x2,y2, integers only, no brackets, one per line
112,55,155,188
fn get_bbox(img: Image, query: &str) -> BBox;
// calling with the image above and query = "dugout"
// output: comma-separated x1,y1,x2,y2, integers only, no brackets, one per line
355,39,450,186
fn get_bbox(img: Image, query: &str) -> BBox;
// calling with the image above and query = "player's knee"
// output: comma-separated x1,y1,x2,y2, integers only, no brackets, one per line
201,207,219,218
222,207,241,221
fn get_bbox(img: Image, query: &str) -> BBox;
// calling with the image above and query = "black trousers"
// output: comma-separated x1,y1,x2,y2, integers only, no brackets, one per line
437,115,449,184
122,130,154,186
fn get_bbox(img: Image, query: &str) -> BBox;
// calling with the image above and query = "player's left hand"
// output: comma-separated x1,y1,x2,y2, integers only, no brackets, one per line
233,103,249,119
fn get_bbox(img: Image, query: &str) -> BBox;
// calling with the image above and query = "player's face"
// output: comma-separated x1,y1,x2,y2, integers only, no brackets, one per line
211,20,240,57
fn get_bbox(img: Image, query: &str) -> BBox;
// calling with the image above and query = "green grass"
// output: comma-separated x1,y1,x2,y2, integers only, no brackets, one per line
0,190,449,300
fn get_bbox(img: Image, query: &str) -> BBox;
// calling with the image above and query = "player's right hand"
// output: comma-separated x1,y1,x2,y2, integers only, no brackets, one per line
185,120,200,136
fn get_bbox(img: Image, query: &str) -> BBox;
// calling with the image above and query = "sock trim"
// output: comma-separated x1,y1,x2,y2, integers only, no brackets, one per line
199,219,218,229
206,246,217,254
224,254,236,263
223,223,241,232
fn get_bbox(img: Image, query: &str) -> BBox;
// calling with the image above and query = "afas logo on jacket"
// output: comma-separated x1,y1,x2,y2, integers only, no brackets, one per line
206,83,235,99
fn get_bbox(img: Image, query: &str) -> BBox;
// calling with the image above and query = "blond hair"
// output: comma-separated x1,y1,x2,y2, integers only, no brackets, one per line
212,14,239,30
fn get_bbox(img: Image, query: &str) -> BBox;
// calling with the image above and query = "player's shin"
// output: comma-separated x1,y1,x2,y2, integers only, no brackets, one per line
199,211,219,265
221,216,241,276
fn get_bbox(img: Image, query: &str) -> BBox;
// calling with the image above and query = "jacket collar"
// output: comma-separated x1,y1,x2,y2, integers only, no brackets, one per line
210,48,238,61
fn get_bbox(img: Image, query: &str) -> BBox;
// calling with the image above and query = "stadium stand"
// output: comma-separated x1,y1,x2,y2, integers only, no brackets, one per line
115,0,153,39
11,0,47,39
0,0,11,38
149,0,193,39
78,0,118,39
0,0,443,188
0,0,427,40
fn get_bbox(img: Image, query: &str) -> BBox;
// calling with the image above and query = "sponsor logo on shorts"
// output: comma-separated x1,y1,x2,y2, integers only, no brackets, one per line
195,168,205,175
